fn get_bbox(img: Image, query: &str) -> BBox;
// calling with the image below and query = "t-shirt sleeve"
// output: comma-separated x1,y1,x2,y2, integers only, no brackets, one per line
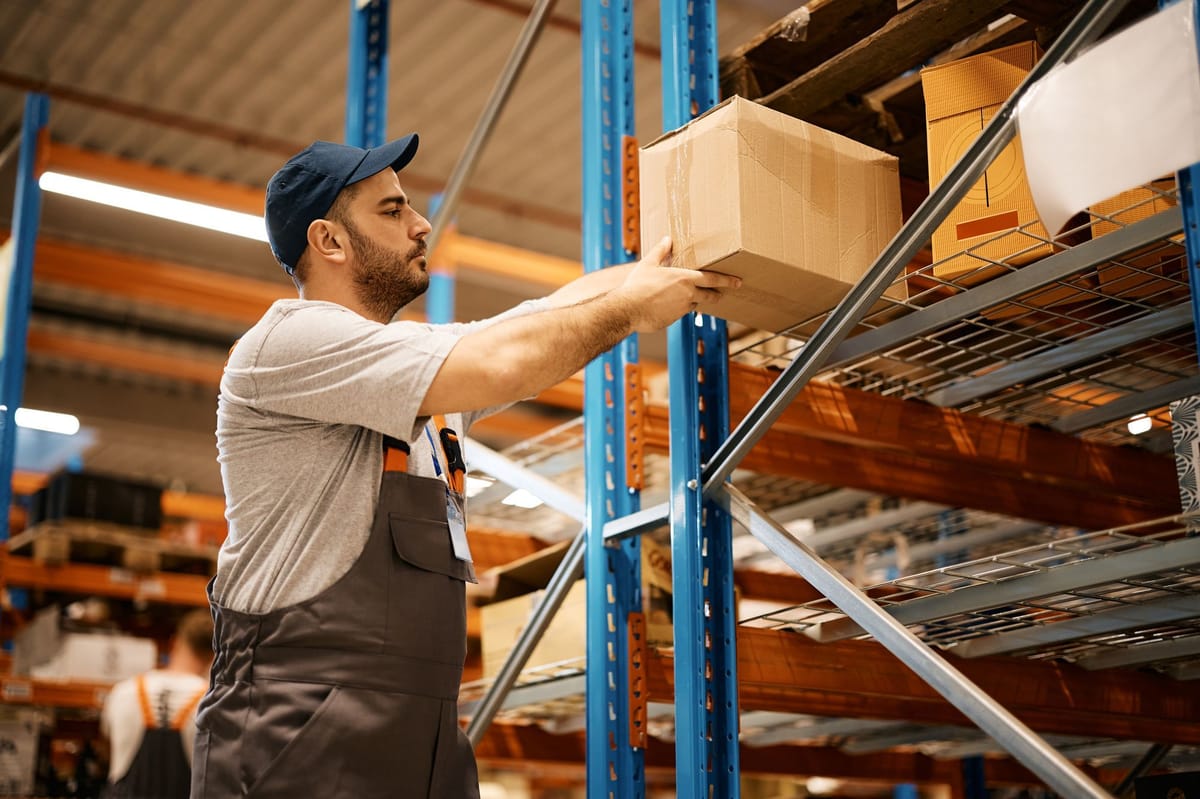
449,298,554,430
222,305,461,442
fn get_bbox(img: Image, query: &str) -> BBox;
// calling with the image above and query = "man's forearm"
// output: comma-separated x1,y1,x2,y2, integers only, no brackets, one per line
544,263,635,308
419,291,636,415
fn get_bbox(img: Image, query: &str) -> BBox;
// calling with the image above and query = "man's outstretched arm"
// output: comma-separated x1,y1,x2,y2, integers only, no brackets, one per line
419,237,739,416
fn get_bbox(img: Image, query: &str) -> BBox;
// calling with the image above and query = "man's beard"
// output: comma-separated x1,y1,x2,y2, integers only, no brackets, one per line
345,220,429,321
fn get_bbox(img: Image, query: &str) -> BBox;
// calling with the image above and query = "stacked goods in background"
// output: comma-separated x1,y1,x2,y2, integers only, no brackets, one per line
922,41,1088,323
27,471,163,532
1091,178,1184,301
639,95,903,333
923,42,1184,309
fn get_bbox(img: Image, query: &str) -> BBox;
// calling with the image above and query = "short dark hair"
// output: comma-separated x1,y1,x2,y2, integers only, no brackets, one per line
290,182,362,285
176,609,214,661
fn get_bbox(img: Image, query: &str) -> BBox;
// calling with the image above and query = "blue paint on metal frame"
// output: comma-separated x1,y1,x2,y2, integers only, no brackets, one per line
583,0,644,796
346,0,389,149
660,0,740,796
1178,0,1200,363
425,193,455,324
962,756,988,799
0,93,48,542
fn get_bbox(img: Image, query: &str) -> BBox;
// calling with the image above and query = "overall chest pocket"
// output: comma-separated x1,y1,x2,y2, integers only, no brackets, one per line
386,513,473,665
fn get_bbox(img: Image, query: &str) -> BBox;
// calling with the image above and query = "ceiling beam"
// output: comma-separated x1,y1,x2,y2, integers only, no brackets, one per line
646,627,1200,745
35,239,286,326
33,231,579,320
15,92,579,229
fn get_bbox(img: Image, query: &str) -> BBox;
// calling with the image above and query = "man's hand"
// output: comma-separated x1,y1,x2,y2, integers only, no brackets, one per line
612,236,742,333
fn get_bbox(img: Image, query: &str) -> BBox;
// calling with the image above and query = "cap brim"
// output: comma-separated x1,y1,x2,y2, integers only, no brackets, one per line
348,133,420,185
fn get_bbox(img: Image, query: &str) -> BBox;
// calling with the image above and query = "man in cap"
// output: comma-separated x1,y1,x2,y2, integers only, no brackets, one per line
191,133,740,798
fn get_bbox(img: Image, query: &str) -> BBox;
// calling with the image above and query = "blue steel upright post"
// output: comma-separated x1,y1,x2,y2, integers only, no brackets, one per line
425,194,455,325
1172,0,1200,361
0,93,49,542
660,0,741,796
582,0,645,796
346,0,389,149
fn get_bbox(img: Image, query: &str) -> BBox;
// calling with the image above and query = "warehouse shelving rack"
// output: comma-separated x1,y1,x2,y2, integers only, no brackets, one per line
462,0,1200,797
2,0,1200,797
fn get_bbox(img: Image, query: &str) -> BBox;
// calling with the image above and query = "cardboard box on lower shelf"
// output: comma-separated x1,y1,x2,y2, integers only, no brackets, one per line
481,537,674,680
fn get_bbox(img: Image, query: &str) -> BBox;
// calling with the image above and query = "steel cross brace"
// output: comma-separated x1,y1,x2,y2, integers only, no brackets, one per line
719,482,1112,799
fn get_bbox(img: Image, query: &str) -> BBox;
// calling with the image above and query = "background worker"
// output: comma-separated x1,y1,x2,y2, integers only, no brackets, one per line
100,609,213,799
192,134,740,798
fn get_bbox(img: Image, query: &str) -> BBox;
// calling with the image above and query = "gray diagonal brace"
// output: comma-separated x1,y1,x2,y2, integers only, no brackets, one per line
718,483,1110,799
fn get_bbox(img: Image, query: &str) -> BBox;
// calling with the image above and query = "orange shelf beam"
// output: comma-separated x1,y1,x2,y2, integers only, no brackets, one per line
1,550,209,607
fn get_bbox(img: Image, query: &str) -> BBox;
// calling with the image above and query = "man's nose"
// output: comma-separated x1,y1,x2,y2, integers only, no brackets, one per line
413,212,432,239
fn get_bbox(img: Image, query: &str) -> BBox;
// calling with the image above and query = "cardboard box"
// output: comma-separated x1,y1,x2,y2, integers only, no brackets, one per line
923,42,1053,281
639,96,903,333
481,537,674,680
1091,180,1184,301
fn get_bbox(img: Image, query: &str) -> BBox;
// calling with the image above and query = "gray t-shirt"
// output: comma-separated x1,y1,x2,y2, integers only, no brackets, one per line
213,297,547,613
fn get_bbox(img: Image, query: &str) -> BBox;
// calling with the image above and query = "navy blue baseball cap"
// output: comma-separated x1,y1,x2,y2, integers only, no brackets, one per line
265,134,419,273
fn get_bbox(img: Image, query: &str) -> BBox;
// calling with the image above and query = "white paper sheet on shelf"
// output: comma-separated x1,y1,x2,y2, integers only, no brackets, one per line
1017,0,1200,235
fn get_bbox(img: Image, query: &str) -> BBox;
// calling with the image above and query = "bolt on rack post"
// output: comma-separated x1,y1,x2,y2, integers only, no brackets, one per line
582,0,647,795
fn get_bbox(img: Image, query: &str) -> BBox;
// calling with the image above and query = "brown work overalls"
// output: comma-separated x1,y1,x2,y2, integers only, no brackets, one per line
190,436,479,798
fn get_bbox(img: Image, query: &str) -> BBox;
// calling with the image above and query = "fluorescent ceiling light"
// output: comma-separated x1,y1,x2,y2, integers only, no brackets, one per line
1127,413,1153,436
7,407,81,436
465,475,494,498
39,172,268,242
501,488,544,509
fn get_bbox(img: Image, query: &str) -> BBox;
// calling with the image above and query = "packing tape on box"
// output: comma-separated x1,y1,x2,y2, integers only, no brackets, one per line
1017,0,1200,236
667,132,695,269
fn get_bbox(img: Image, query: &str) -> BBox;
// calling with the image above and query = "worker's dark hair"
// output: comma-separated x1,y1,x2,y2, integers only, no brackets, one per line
176,609,214,661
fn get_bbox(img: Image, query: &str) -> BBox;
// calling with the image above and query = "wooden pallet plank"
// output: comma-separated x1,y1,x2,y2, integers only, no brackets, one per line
760,0,1014,120
719,0,898,100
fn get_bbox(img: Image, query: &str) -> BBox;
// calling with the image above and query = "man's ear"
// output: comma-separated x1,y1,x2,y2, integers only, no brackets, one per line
306,219,348,265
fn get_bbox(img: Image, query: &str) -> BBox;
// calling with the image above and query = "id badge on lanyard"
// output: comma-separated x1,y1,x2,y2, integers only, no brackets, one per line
426,420,473,565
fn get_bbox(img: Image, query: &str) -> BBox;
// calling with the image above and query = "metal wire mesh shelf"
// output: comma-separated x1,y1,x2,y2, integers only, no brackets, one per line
741,514,1200,670
731,185,1191,451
